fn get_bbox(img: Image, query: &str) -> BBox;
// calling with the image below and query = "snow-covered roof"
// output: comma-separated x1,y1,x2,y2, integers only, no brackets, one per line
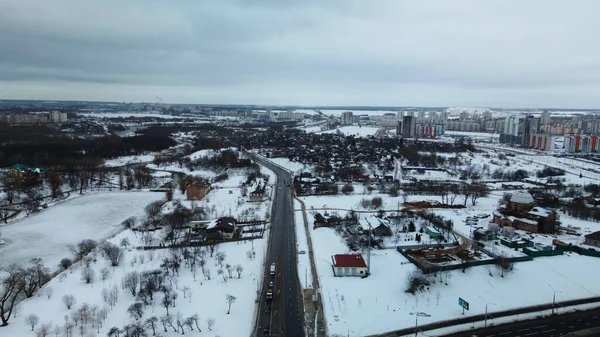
528,207,552,218
515,217,538,226
511,191,534,204
206,219,219,229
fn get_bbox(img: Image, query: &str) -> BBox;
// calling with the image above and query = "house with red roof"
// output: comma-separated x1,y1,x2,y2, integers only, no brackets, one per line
331,254,367,277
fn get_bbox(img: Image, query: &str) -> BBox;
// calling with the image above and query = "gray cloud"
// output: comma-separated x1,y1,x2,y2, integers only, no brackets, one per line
0,0,599,107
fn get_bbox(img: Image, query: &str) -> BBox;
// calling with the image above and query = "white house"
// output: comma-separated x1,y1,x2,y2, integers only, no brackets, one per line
331,254,368,277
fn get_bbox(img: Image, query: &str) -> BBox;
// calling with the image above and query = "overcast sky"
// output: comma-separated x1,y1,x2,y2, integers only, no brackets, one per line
1,0,599,108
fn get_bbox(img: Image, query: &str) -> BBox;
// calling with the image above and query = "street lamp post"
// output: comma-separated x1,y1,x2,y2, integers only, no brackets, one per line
549,284,561,315
478,296,495,327
409,311,431,337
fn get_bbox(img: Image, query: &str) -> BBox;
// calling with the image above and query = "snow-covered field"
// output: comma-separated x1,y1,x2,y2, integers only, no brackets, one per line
265,157,312,175
321,126,380,137
0,191,162,272
299,193,600,336
104,154,155,167
1,229,267,337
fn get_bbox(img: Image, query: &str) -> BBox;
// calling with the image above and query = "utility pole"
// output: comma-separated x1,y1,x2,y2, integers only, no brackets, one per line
366,219,372,276
549,284,560,315
479,296,494,327
409,311,431,337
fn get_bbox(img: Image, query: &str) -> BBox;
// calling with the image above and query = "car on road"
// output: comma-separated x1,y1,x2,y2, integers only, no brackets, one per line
265,304,271,314
299,250,306,254
263,325,270,334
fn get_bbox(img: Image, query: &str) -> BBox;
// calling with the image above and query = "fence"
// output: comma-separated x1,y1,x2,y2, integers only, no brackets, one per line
395,242,458,250
523,247,564,257
397,247,533,274
556,244,600,258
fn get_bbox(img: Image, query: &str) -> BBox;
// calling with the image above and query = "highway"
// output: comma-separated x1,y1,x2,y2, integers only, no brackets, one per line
250,153,305,337
442,307,600,337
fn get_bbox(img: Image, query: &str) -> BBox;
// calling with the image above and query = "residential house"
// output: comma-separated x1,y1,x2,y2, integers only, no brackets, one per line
331,254,368,277
372,223,393,236
11,164,47,177
206,217,237,240
492,192,558,234
249,181,266,202
584,231,600,247
186,181,211,201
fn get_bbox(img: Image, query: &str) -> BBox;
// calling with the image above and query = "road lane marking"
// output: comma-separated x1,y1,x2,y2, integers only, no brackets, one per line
499,331,512,335
524,332,538,336
542,329,555,333
517,328,530,332
533,325,546,329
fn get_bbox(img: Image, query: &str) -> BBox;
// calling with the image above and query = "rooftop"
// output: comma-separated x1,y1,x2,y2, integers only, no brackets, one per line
584,231,600,241
511,191,534,204
332,254,367,268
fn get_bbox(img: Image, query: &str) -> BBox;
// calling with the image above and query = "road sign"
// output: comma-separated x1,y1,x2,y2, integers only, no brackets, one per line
458,297,469,310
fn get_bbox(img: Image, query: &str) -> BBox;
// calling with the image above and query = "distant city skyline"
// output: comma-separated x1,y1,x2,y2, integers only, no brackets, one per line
1,1,600,108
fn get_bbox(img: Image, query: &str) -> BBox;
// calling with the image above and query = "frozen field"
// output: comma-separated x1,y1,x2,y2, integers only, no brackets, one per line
0,191,162,272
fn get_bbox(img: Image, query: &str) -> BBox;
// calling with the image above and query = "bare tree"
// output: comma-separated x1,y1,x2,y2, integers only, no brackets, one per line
225,264,233,278
25,313,39,331
107,327,120,337
122,271,140,296
215,252,226,267
183,317,194,331
52,325,62,337
46,171,63,199
69,239,97,259
225,294,236,314
58,258,73,271
145,316,158,336
127,302,144,321
1,265,26,325
100,268,111,284
235,265,243,279
62,294,76,310
100,242,124,267
81,267,95,284
70,310,80,327
176,313,186,334
0,201,10,223
161,287,177,315
35,322,51,337
159,316,170,333
206,317,214,331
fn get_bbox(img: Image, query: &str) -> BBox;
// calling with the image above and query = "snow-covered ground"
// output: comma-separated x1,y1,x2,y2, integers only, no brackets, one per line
321,126,380,137
266,158,312,175
1,229,268,337
299,193,600,336
294,200,313,289
0,191,162,272
104,154,155,167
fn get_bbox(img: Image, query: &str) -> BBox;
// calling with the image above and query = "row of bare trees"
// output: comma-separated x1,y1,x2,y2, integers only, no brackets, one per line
1,259,50,326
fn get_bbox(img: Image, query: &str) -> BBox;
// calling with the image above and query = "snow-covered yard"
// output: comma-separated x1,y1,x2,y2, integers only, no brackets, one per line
1,229,268,337
0,191,163,272
300,193,600,336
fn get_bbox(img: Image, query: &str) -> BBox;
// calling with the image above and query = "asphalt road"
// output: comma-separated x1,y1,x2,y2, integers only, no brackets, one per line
442,307,600,337
251,154,305,337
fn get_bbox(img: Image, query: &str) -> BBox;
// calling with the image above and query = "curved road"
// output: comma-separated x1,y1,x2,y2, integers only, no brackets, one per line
250,153,305,337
